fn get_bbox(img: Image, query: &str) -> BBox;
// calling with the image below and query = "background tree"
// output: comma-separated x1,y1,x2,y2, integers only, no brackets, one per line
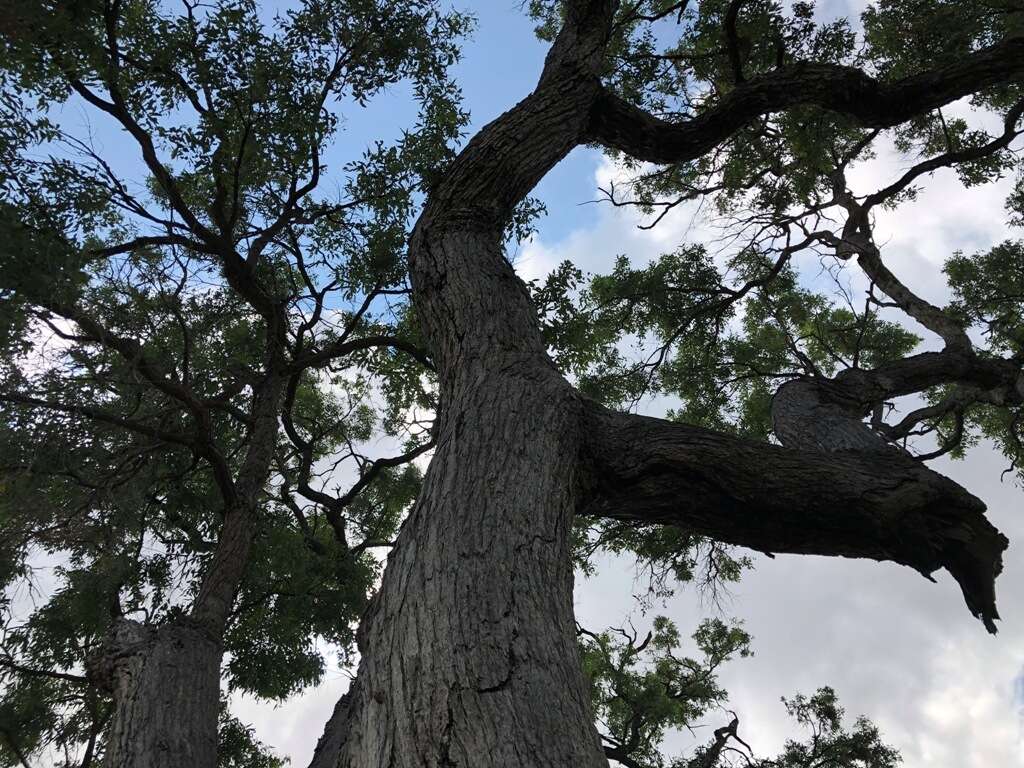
0,0,465,764
2,1,1023,767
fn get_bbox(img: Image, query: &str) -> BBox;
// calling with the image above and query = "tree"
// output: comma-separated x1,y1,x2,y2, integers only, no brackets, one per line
0,1,465,764
2,0,1023,766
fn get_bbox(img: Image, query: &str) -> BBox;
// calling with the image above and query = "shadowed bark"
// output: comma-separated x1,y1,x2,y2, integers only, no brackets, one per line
89,375,286,768
585,38,1024,165
87,619,221,768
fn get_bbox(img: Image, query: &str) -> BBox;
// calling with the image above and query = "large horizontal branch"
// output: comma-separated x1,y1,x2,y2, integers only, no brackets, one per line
580,403,1008,632
585,37,1024,165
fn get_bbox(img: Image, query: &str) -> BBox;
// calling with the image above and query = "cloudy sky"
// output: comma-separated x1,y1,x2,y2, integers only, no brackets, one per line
229,2,1024,766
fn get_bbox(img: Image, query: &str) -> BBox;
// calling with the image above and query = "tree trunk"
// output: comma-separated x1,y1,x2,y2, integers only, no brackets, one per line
87,619,221,768
93,374,284,767
321,3,1016,763
335,226,607,767
89,505,256,768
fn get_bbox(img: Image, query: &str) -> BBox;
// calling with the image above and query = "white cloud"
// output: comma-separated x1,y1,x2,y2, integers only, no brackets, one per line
574,446,1024,767
513,155,724,284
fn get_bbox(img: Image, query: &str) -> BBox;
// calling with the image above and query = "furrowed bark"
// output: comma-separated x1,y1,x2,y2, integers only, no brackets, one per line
87,619,221,768
334,6,618,764
581,404,1007,633
308,684,359,768
334,225,607,766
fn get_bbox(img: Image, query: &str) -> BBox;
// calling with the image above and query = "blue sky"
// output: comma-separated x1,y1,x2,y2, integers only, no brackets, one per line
49,1,601,242
333,1,604,241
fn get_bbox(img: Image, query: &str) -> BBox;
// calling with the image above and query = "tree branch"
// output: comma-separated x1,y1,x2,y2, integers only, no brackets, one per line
580,403,1008,633
291,335,435,373
0,655,88,684
723,0,748,84
586,37,1024,164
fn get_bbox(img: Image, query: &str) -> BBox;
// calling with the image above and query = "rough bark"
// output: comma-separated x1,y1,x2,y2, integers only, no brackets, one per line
87,619,221,768
769,351,1023,457
331,7,619,765
580,404,1006,632
333,224,607,767
309,685,359,768
771,379,895,454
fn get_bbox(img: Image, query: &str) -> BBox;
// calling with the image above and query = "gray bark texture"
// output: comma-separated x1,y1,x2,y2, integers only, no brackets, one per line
87,619,221,768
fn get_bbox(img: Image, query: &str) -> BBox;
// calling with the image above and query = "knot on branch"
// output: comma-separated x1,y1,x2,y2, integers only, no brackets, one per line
771,379,895,454
86,619,156,694
771,377,1008,632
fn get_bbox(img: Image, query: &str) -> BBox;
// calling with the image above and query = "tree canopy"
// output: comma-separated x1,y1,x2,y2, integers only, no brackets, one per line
1,1,1022,766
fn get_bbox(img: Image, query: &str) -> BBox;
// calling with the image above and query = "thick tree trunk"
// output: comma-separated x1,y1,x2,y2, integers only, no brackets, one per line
89,507,255,768
87,619,221,768
337,377,604,767
333,11,621,760
335,226,607,767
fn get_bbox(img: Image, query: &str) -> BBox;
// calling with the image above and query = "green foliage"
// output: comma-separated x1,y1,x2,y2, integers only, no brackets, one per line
534,251,919,439
946,240,1024,356
0,0,467,762
580,616,752,767
909,241,1024,480
218,701,288,768
578,617,900,767
764,687,901,768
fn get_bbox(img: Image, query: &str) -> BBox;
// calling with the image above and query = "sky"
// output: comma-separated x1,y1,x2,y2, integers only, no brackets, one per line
20,0,1023,765
230,3,1024,766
